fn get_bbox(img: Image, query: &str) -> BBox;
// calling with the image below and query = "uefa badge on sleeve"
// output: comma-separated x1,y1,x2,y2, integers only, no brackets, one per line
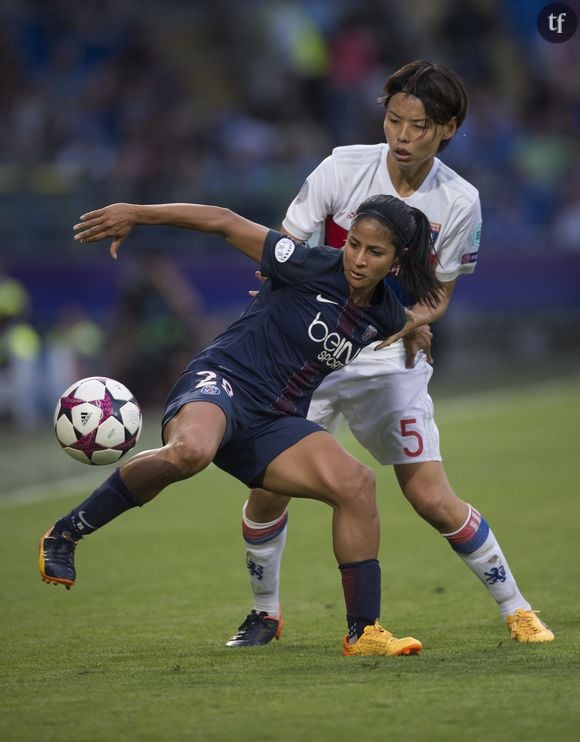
274,238,295,263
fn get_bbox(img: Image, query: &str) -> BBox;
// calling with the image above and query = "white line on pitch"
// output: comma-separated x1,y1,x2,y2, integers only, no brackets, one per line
2,376,577,510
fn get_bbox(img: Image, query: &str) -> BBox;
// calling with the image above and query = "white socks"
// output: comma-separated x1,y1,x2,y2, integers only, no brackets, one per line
240,499,532,621
443,505,531,618
241,501,288,618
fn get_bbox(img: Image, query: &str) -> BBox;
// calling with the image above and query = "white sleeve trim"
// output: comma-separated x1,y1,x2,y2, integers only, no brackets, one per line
436,265,477,282
281,217,313,242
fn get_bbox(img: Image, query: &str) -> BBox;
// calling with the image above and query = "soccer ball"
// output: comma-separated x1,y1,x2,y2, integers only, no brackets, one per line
54,376,142,465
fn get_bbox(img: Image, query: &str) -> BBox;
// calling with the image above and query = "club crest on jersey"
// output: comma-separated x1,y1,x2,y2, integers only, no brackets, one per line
429,222,441,244
200,385,220,396
362,325,378,342
274,237,295,263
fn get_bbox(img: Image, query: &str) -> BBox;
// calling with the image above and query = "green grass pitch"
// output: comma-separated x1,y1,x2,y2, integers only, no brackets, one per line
1,378,579,741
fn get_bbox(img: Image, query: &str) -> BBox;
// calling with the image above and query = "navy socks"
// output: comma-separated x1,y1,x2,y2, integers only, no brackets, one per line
54,469,139,540
339,558,381,639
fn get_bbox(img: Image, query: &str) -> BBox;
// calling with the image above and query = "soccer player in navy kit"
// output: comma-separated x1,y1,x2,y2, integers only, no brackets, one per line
230,60,554,646
39,195,441,656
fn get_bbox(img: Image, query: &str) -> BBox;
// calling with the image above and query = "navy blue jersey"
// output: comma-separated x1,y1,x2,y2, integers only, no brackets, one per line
187,230,406,418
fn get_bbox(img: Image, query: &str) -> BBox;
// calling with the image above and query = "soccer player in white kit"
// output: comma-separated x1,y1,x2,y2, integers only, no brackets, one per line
226,60,554,647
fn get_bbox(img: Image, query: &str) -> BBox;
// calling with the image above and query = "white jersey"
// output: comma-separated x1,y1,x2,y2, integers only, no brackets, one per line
282,143,482,464
283,143,481,282
283,143,481,363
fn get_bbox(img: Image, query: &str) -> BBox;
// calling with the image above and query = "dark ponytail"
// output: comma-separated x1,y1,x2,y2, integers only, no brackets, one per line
399,207,443,309
353,195,443,309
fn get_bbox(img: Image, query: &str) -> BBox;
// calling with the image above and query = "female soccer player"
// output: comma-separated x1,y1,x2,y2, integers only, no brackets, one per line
228,60,554,647
40,194,441,657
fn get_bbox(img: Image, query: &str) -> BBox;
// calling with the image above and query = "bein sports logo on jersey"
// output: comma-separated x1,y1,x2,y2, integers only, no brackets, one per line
308,312,363,370
274,238,295,263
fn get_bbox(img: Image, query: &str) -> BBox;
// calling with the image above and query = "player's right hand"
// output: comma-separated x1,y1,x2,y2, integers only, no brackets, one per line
73,203,137,259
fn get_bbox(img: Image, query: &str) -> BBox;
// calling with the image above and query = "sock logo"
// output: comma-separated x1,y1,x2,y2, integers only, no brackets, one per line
246,558,264,581
484,565,507,585
72,510,95,533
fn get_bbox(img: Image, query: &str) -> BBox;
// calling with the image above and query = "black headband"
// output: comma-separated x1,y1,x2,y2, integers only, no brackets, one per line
354,208,409,246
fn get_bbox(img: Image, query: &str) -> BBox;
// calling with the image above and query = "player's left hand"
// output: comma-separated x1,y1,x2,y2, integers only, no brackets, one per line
73,203,138,259
402,324,433,368
374,309,433,368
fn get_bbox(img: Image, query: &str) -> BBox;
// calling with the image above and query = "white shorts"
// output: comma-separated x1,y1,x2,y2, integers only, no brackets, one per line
307,342,441,466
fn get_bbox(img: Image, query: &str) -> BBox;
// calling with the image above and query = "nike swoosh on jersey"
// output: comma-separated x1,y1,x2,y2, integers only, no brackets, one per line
316,294,339,305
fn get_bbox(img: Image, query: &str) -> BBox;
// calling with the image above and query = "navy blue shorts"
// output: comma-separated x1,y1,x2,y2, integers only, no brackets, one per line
162,364,323,488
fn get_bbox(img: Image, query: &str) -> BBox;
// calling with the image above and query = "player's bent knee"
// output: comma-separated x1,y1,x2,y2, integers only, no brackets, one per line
357,463,375,495
166,438,213,479
335,462,376,510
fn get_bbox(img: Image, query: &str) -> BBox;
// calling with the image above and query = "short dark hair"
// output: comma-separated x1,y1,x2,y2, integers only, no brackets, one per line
380,60,468,152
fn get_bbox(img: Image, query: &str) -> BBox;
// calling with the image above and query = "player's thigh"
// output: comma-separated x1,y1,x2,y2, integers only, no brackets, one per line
262,430,374,507
162,366,235,465
164,401,226,458
342,355,442,466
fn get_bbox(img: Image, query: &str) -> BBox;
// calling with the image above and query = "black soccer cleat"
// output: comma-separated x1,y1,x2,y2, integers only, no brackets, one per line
38,528,78,589
226,610,284,647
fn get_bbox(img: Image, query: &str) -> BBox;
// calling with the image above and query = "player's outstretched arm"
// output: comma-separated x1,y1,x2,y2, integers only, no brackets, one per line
73,203,269,262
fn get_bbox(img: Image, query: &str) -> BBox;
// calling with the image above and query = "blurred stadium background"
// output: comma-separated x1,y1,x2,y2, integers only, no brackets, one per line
0,0,579,439
2,6,579,737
